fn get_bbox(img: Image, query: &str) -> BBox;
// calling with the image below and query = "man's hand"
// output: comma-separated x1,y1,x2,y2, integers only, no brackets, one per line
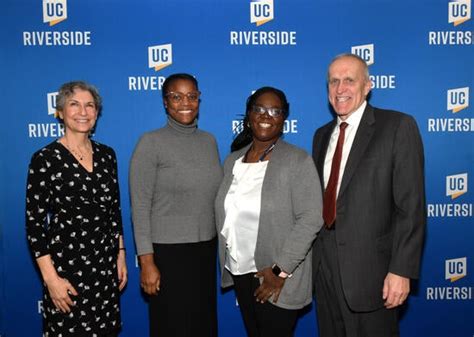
382,272,410,309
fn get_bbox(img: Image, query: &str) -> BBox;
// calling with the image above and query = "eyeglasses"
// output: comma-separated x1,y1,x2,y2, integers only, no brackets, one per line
165,91,201,103
251,105,285,118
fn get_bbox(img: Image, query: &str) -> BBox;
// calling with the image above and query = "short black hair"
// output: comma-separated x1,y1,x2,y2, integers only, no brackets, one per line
162,73,198,99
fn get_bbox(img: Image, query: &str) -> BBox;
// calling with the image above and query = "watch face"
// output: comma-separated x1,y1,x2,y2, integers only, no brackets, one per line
272,265,281,276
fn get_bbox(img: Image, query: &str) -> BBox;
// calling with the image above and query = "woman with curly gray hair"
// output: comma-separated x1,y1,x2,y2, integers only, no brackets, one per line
26,81,127,336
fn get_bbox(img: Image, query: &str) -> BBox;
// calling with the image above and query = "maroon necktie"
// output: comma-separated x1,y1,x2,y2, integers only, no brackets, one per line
323,122,348,228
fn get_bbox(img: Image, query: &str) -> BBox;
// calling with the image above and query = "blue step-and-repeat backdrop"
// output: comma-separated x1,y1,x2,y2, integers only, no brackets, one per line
0,0,472,336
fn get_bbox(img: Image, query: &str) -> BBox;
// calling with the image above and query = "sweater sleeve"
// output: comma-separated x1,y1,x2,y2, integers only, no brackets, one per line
129,134,158,256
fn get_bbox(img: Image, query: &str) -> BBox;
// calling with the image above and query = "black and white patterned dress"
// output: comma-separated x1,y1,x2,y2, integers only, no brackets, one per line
26,140,123,336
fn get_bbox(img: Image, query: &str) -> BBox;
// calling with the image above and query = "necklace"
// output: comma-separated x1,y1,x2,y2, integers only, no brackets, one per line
244,140,277,162
63,139,91,161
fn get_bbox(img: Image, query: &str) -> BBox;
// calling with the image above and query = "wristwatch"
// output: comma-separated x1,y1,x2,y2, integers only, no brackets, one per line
271,264,288,279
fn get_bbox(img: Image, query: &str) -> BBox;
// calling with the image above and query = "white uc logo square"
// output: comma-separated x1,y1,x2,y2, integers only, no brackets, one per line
351,44,374,66
43,0,67,26
47,92,58,116
148,44,173,72
445,257,467,282
447,87,469,113
449,0,471,26
446,173,468,199
250,0,274,26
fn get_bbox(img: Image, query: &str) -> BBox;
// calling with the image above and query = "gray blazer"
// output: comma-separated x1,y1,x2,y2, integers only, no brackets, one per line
215,139,323,309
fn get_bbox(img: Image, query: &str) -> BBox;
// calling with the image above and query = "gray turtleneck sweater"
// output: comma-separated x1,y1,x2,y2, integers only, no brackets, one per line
130,117,223,256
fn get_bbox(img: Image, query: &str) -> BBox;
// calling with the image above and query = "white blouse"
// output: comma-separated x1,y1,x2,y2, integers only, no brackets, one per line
221,156,269,275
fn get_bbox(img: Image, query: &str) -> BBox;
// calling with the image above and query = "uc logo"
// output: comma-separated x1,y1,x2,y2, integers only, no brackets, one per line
446,173,468,199
250,0,274,26
148,44,173,72
449,0,471,26
445,257,467,282
351,44,374,66
447,87,469,113
47,92,58,116
43,0,67,26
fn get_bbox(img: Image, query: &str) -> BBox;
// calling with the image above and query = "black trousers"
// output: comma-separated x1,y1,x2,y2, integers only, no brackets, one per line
232,273,298,337
314,229,399,337
149,238,217,337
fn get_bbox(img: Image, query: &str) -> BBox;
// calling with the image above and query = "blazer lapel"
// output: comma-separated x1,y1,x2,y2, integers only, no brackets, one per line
338,104,376,198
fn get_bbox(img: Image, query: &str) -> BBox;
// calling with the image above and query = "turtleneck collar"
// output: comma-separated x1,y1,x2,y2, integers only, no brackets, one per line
167,115,198,134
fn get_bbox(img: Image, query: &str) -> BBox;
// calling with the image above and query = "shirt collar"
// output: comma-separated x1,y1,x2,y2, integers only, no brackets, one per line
336,100,367,128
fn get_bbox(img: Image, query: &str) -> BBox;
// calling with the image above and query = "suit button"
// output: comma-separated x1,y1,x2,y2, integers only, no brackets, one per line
338,242,346,246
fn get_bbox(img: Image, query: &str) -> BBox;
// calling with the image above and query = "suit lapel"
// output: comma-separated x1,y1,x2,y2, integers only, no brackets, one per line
338,105,376,198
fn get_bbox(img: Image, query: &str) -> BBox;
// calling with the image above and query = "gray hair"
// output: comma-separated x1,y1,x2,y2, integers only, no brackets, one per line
327,53,370,82
55,81,102,115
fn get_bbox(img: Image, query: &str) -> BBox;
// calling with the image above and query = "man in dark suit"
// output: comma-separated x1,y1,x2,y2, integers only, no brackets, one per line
312,53,426,337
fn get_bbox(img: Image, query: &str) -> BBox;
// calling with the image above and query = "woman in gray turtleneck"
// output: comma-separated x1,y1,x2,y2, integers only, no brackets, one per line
129,73,222,337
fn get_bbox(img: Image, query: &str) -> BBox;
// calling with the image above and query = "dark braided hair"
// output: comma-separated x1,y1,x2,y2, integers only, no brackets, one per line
231,87,289,152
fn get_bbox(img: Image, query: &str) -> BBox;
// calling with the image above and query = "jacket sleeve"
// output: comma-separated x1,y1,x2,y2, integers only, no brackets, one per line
389,115,426,279
276,155,324,274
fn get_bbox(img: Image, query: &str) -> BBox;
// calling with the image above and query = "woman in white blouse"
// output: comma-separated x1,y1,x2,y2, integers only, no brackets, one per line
215,87,324,337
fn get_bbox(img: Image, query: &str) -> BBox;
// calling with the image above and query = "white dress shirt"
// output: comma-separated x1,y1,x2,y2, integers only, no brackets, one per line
221,156,269,275
323,101,367,196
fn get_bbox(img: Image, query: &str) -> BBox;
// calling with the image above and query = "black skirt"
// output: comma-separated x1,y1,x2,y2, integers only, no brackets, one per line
149,237,218,337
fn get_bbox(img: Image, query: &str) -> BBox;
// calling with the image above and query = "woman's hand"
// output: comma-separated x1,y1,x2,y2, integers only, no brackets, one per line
117,249,128,291
254,267,285,304
36,254,78,313
45,276,78,313
139,254,161,295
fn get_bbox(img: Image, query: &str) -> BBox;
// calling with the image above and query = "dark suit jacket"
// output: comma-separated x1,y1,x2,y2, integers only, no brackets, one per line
312,104,426,312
